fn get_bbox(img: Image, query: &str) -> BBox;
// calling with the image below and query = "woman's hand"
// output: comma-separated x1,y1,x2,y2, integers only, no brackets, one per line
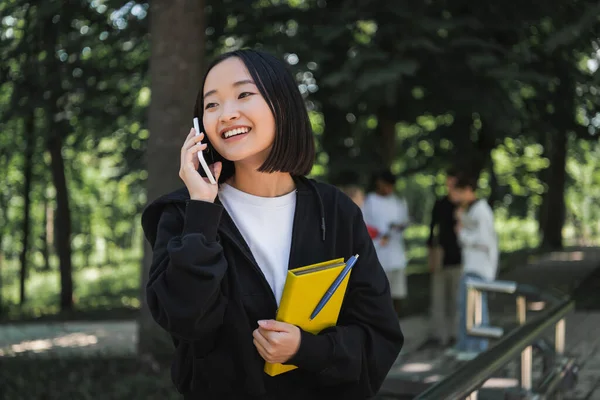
179,128,222,202
252,320,301,364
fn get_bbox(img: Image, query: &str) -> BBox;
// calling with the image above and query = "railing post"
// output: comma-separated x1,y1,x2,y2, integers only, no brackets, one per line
466,286,475,331
474,290,483,326
517,296,526,325
466,391,478,400
516,295,532,391
521,345,533,391
556,318,565,355
555,319,566,400
466,281,508,339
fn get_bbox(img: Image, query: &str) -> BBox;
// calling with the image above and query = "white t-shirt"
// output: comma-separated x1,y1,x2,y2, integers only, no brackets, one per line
363,192,409,271
458,199,499,281
218,184,296,305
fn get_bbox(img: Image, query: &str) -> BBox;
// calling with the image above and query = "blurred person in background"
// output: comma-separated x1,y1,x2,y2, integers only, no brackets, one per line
425,167,462,347
450,170,499,360
339,184,365,210
339,185,382,238
363,170,410,317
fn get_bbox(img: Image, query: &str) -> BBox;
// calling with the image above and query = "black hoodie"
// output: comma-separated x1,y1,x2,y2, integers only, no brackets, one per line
141,177,404,400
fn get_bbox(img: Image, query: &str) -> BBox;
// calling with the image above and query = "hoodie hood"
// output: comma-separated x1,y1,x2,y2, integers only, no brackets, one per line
141,176,326,249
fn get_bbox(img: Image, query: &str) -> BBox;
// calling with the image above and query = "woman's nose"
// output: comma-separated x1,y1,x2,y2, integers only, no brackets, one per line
219,102,240,122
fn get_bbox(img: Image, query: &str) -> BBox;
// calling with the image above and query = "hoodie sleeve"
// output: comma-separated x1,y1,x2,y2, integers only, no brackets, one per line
286,201,404,397
144,200,228,341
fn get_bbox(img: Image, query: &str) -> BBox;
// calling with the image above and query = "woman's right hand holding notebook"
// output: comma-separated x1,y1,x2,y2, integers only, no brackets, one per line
253,320,301,364
179,128,222,202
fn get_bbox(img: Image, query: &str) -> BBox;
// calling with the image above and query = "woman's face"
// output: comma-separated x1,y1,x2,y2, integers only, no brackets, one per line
202,57,276,168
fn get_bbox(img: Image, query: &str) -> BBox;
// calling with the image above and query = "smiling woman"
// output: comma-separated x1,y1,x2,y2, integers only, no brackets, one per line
195,50,315,185
201,58,278,172
141,49,404,400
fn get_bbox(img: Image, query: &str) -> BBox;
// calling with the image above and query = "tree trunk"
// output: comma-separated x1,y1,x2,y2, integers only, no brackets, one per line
139,0,206,357
537,141,550,236
19,116,35,306
321,104,353,184
540,131,567,249
538,59,573,250
0,159,7,316
488,158,500,207
0,235,4,316
47,134,74,311
83,210,92,268
375,108,396,168
41,191,52,271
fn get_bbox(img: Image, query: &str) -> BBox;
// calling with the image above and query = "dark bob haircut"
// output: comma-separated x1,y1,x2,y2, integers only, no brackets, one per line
193,49,315,183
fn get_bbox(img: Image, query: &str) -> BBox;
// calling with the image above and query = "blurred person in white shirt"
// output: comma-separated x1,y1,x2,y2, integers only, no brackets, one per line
449,170,499,359
363,170,410,317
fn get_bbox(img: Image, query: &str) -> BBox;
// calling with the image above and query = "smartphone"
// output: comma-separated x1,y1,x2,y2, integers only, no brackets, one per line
193,117,217,184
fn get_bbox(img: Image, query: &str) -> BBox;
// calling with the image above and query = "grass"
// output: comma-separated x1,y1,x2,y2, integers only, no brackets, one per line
1,250,142,323
0,356,178,400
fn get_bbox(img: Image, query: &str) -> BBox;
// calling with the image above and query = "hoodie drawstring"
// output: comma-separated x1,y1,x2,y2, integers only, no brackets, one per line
299,177,326,242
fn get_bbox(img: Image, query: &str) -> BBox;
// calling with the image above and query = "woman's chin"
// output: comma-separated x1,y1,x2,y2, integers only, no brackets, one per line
219,151,264,167
217,145,271,167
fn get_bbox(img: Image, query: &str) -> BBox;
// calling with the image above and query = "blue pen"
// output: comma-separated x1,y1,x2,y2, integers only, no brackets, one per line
309,254,359,320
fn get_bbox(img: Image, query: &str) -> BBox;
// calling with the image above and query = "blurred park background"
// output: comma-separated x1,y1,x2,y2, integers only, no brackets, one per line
1,0,599,399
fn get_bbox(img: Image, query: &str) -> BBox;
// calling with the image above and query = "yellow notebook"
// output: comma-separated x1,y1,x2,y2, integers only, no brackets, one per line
264,257,352,376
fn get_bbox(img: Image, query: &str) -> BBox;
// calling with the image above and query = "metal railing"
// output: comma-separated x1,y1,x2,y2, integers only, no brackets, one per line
414,280,577,400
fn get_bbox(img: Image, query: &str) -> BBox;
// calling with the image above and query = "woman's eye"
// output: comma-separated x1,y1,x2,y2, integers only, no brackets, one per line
205,102,217,110
239,92,254,99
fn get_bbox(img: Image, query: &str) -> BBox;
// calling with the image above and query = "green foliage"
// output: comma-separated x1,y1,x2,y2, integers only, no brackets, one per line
566,138,600,242
1,248,141,320
1,356,177,400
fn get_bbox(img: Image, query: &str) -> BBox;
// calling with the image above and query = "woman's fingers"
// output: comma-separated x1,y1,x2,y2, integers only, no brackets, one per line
253,329,272,352
182,132,205,151
187,142,207,155
253,339,270,361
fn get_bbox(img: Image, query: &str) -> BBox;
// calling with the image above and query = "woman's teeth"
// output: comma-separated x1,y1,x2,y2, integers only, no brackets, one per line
224,127,250,138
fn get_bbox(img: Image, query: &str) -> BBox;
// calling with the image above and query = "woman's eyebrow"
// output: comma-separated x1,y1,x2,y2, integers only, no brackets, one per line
203,79,256,99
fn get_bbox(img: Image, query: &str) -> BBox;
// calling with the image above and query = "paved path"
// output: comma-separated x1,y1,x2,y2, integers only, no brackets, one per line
562,312,600,400
0,321,136,357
